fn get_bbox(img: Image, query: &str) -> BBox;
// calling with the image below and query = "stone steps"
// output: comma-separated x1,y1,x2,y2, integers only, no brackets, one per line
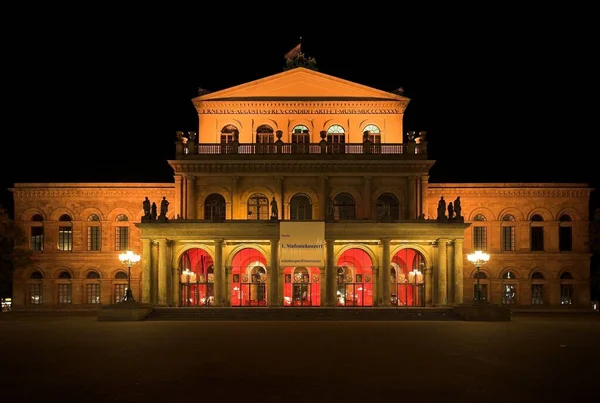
145,307,463,321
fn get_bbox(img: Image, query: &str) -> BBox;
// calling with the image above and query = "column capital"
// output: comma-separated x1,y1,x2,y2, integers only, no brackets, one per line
214,239,224,245
363,175,372,182
380,238,391,245
185,175,196,181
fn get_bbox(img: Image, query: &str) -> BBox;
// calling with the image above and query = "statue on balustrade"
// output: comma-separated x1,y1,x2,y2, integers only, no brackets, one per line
151,202,157,221
270,197,278,220
454,196,464,222
437,196,447,222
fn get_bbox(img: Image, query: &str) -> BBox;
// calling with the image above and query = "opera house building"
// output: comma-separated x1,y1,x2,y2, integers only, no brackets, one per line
9,66,592,311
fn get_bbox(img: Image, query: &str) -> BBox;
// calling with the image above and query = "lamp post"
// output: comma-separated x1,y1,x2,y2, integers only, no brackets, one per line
119,250,141,303
467,250,490,303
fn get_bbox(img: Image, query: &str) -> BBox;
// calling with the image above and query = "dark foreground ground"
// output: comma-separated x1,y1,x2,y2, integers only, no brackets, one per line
1,312,599,403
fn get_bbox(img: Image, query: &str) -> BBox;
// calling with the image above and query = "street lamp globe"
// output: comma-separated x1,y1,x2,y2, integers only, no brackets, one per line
467,250,490,303
118,250,141,303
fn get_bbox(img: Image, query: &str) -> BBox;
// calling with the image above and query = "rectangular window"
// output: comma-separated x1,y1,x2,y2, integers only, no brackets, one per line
114,284,126,303
58,226,73,251
532,284,544,304
87,226,101,251
473,227,487,251
560,284,573,305
58,284,72,304
559,226,573,252
29,283,42,304
501,226,515,251
115,227,129,251
531,227,544,251
30,227,44,251
86,284,101,304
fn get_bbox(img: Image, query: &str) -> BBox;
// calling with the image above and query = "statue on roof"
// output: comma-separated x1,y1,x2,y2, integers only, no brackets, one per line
283,38,318,71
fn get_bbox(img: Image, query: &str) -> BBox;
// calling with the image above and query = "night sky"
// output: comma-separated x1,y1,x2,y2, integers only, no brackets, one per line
2,22,596,214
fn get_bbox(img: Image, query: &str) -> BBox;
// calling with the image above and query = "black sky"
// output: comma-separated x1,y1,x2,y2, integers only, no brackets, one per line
2,17,597,213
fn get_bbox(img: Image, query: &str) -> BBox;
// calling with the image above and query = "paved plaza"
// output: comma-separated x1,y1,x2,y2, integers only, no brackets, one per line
1,312,599,402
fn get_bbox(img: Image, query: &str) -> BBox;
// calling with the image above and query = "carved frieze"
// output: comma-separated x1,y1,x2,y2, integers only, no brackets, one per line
427,188,591,198
12,188,176,199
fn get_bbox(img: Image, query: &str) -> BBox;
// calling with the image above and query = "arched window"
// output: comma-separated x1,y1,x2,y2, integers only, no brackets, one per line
57,270,72,304
58,214,73,251
560,272,574,305
333,193,355,221
531,271,545,305
376,193,399,220
559,214,573,252
87,214,101,251
29,270,43,305
290,194,312,220
221,124,239,143
247,193,269,220
363,124,381,143
292,125,310,145
204,194,227,221
85,271,101,304
530,214,544,251
30,214,44,252
256,124,274,143
114,271,128,303
501,214,516,252
326,125,345,154
472,214,487,251
115,214,129,251
501,271,518,305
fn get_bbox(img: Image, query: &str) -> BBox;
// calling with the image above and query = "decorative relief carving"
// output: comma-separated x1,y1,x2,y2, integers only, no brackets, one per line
13,189,176,199
427,189,591,198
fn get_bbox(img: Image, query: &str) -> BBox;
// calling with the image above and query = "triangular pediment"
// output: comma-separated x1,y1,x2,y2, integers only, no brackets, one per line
195,67,406,101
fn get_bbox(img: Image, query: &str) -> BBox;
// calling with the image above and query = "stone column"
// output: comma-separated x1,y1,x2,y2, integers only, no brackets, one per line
381,239,391,306
171,243,179,307
214,239,223,306
453,239,464,304
408,176,416,219
325,238,335,306
447,241,455,304
319,176,328,220
158,239,169,305
319,267,327,306
371,266,379,306
420,175,429,218
270,239,280,306
141,238,152,303
437,238,448,305
274,176,283,220
186,176,196,219
151,241,159,304
224,266,232,307
231,176,238,219
174,175,183,218
363,176,372,219
425,266,433,306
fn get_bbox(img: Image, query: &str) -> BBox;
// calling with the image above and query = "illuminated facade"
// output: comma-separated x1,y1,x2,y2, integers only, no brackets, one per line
10,67,592,309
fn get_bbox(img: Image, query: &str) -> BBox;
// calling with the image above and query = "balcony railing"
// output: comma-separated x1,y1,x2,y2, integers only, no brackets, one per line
176,141,427,157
